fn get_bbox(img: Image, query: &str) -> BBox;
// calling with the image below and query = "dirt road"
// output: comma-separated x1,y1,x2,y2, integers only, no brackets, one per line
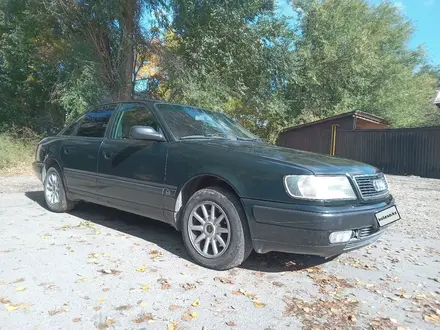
1,175,439,329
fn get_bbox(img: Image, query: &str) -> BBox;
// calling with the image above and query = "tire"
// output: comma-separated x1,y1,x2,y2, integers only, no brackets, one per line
181,187,252,270
43,166,75,213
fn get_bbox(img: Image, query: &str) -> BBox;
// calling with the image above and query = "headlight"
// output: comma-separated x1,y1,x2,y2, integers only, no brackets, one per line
284,175,357,200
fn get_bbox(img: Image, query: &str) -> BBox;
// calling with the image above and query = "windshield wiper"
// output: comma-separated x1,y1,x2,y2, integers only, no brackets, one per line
180,134,227,140
235,137,263,142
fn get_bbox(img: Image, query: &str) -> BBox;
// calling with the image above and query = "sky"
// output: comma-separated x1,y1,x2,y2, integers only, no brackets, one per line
276,0,440,65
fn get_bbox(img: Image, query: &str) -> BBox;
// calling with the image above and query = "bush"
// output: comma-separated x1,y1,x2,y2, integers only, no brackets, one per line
0,126,40,175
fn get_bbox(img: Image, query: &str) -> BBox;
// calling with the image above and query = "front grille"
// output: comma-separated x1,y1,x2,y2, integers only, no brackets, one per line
357,226,376,238
353,173,389,200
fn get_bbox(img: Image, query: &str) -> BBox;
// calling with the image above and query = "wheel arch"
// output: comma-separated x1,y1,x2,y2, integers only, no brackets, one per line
43,157,66,185
173,174,244,230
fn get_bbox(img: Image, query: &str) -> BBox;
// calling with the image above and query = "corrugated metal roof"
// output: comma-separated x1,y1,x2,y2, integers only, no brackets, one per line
280,110,389,134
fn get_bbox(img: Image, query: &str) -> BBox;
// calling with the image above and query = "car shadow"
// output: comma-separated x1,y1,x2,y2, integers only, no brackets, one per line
24,190,334,273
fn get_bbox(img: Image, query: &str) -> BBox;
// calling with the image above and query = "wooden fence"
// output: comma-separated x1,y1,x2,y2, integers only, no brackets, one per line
278,127,440,179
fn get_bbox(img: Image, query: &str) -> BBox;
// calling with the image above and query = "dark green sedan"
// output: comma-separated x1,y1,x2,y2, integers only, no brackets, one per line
32,100,400,270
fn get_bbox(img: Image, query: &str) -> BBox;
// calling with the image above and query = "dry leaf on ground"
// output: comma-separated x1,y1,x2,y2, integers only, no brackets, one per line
136,265,146,272
48,308,66,316
133,313,154,323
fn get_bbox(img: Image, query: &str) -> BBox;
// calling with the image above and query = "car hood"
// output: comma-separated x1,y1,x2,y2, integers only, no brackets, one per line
189,140,379,176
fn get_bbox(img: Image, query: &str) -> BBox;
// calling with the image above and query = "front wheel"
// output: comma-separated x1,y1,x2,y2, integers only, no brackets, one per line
181,187,252,270
43,166,75,213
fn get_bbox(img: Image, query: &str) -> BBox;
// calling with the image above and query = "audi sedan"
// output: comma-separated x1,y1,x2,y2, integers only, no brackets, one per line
32,100,400,270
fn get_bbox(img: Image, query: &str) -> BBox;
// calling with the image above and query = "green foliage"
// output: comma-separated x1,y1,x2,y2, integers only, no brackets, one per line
160,0,298,141
0,0,439,143
0,126,40,173
288,0,438,127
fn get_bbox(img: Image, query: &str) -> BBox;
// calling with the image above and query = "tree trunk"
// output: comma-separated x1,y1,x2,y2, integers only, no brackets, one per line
117,0,137,100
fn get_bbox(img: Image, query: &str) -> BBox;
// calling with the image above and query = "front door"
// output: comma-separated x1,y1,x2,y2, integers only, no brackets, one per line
61,104,117,197
96,103,168,222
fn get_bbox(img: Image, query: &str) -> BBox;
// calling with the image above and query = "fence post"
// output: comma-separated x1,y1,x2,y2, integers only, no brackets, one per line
330,124,338,156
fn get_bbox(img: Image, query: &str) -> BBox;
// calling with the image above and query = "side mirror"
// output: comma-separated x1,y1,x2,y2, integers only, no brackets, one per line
129,125,166,142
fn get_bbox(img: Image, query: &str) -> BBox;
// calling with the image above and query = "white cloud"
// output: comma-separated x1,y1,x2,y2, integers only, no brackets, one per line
393,1,405,11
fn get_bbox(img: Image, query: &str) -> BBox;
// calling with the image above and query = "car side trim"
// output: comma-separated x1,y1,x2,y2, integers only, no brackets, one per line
64,168,177,196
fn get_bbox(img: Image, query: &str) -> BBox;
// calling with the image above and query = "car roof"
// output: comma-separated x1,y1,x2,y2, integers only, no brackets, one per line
87,99,217,113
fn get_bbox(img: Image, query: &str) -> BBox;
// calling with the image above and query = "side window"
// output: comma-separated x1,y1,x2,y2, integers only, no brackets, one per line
113,106,163,139
76,107,115,138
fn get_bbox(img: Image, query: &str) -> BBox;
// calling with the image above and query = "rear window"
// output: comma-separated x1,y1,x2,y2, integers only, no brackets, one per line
76,107,115,138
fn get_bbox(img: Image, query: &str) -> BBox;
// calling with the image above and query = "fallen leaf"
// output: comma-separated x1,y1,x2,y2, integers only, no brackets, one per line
15,287,26,292
214,277,234,285
72,318,81,323
100,269,112,275
105,318,116,326
169,305,182,311
139,302,148,307
140,285,150,291
253,300,265,308
102,288,110,292
272,281,285,287
6,305,20,311
190,312,198,318
182,314,193,321
0,298,11,304
181,282,196,290
252,271,265,277
136,265,146,272
97,298,106,303
168,322,176,330
48,308,66,316
76,277,88,283
226,321,237,326
116,305,132,311
192,299,200,307
94,306,101,311
133,313,154,323
158,279,170,290
245,291,255,298
424,314,440,324
12,278,25,284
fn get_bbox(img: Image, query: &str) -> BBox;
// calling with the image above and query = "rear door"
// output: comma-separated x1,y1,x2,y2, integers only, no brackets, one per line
61,104,117,197
96,103,168,222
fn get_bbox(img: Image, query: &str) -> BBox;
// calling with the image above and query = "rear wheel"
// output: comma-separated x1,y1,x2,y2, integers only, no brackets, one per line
181,187,252,270
43,166,75,213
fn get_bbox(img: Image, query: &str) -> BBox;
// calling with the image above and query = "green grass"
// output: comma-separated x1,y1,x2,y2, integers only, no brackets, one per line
0,133,37,175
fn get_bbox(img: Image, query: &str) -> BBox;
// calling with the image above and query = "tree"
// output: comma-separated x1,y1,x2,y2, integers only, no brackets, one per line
288,0,438,127
41,0,168,100
158,0,298,141
0,0,67,131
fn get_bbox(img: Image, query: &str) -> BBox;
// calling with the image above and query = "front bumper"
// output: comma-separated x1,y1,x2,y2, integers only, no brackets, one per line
241,197,397,258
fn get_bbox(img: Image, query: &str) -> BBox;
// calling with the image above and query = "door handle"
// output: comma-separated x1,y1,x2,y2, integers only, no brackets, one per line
103,151,114,159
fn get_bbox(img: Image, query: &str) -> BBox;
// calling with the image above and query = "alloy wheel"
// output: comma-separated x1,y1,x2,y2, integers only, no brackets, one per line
45,172,61,205
188,201,231,258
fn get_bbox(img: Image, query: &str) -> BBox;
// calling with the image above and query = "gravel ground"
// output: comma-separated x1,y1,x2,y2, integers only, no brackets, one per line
0,175,439,330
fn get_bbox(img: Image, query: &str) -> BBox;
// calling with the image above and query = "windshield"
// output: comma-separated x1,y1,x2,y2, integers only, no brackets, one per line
155,103,260,141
